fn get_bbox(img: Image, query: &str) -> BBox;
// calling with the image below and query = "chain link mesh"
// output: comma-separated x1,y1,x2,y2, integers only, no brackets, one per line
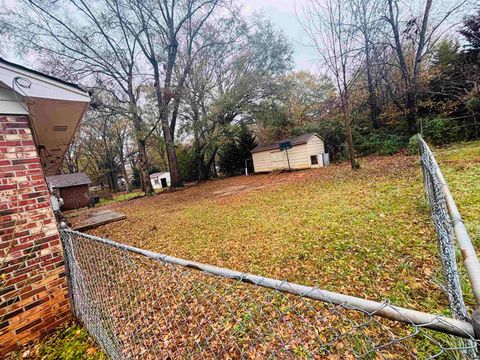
418,138,468,321
61,229,478,359
57,137,480,359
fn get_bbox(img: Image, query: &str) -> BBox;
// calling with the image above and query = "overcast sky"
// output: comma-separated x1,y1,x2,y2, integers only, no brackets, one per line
240,0,318,72
1,0,316,71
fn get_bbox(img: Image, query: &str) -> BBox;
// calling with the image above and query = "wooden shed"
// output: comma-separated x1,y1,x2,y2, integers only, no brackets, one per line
251,133,328,173
46,172,92,210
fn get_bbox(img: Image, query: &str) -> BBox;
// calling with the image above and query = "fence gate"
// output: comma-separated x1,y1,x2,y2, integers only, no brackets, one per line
60,136,480,359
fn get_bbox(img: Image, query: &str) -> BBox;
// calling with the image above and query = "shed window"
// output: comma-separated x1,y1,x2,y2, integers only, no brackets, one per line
154,179,159,184
310,155,318,165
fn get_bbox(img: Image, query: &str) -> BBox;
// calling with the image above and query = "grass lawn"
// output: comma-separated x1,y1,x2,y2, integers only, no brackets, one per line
434,142,480,308
90,141,479,314
11,140,479,359
96,190,144,206
435,141,480,248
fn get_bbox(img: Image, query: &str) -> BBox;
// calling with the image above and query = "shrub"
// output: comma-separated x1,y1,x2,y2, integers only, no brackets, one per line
219,124,257,176
354,133,382,156
422,117,461,145
354,132,407,156
378,135,406,155
176,145,198,182
407,135,420,155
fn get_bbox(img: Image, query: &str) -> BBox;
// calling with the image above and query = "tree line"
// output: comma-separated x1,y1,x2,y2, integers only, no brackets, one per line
1,0,478,193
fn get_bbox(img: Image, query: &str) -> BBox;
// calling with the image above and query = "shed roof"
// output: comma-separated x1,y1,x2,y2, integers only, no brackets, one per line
46,173,91,189
150,172,169,178
251,133,321,153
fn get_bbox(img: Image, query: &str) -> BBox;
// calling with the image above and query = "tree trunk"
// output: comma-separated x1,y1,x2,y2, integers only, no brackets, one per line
211,161,218,178
345,121,358,170
206,148,218,179
365,48,381,129
151,52,184,188
137,139,154,196
405,90,417,134
196,151,207,182
342,88,358,170
162,120,184,187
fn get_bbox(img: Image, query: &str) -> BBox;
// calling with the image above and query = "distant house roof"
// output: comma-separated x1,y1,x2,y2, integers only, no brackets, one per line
150,172,169,178
251,133,322,153
46,173,91,189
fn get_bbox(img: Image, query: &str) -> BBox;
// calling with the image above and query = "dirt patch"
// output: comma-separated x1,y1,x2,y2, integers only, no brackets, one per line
213,184,268,197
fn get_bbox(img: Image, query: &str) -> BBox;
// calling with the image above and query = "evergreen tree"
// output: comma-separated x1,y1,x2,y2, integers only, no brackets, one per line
219,125,257,177
237,124,258,164
460,10,480,52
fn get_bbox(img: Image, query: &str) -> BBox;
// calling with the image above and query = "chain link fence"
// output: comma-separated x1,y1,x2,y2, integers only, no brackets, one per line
59,136,480,359
60,227,478,359
418,137,468,321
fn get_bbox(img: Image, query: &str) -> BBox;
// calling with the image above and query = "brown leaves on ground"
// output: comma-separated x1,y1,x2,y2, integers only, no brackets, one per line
89,153,446,312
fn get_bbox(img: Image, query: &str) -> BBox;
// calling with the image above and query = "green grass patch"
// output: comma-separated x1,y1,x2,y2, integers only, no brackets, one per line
6,323,106,360
97,190,144,206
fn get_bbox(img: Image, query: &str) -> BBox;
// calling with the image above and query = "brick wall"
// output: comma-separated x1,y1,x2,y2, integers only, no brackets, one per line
0,115,70,356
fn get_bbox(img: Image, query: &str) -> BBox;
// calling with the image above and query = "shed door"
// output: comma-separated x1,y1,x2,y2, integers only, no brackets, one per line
161,178,168,188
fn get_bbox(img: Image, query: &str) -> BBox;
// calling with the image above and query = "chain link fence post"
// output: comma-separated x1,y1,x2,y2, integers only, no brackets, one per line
418,135,480,357
59,222,77,319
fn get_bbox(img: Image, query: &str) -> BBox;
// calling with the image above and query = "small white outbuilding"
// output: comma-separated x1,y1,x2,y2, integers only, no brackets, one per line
251,133,329,173
150,172,171,189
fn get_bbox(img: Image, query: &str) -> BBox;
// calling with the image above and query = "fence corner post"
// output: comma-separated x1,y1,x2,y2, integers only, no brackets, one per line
59,224,76,319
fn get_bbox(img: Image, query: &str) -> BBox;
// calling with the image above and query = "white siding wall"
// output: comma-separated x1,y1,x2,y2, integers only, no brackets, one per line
252,151,275,172
283,144,310,169
150,173,171,190
252,135,327,173
307,136,326,167
253,144,310,172
307,136,325,154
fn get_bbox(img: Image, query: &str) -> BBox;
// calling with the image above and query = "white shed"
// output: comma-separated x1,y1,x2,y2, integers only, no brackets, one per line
251,133,328,173
150,172,171,189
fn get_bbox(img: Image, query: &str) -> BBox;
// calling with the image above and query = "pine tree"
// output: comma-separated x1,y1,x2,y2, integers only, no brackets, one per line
219,125,257,176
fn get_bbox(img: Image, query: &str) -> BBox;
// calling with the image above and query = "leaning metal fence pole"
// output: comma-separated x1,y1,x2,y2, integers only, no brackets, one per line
62,228,477,339
418,135,480,308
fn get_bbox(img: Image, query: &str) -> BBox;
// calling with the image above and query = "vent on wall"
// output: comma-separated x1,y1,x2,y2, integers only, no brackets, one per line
52,125,68,131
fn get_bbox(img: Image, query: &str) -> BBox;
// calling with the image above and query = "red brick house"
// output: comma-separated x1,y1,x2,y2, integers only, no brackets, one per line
46,173,92,210
0,58,90,355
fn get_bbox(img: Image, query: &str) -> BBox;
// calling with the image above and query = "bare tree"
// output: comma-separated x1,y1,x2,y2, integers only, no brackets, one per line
3,0,158,194
179,15,292,180
121,0,225,188
3,0,225,193
112,117,134,192
301,0,361,169
349,0,385,129
383,0,469,133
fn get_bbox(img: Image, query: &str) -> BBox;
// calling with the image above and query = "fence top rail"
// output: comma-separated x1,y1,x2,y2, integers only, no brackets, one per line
418,135,480,308
62,228,475,339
